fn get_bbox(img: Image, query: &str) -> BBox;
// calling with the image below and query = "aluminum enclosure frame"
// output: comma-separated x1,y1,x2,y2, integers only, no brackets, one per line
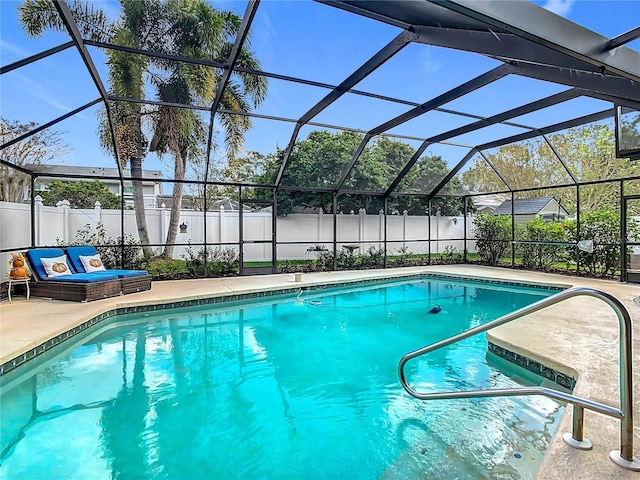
1,0,639,278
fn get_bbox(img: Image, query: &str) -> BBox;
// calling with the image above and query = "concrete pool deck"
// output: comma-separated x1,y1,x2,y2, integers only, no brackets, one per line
1,265,639,479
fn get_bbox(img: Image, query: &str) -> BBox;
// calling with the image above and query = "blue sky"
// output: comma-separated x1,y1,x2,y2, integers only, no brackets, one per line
1,0,639,182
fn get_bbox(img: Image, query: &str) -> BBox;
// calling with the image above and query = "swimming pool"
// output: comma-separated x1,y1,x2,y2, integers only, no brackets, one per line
0,276,566,479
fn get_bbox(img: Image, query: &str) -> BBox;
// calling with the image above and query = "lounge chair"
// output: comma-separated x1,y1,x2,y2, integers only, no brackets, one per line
25,248,122,302
65,246,152,294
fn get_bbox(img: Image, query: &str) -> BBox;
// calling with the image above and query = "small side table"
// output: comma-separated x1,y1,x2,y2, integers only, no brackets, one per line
8,277,30,303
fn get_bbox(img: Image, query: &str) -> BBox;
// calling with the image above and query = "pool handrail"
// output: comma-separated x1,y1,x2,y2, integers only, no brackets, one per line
398,286,640,471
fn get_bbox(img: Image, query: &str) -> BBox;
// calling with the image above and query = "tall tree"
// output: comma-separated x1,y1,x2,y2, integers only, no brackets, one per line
20,0,155,256
618,110,640,156
252,130,467,215
461,123,640,213
40,179,121,208
148,0,266,258
19,0,267,259
0,117,67,202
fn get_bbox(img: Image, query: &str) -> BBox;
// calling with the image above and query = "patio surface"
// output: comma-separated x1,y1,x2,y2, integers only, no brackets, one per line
1,264,639,479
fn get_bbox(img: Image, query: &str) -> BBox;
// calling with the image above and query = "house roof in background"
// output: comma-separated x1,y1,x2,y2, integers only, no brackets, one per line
493,196,567,215
25,164,163,179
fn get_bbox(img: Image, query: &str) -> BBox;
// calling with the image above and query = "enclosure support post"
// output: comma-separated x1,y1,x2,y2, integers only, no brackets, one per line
576,184,581,275
272,188,278,274
619,180,625,282
428,200,432,264
203,181,208,277
383,198,388,268
333,193,338,271
239,186,244,275
510,191,515,266
463,196,468,263
30,174,36,247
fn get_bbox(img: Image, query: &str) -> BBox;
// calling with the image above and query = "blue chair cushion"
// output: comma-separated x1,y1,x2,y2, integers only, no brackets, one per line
103,269,149,278
40,272,119,283
26,248,77,281
66,245,149,278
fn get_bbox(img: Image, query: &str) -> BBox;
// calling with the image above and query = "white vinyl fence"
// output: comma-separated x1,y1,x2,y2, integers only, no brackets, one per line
1,198,475,277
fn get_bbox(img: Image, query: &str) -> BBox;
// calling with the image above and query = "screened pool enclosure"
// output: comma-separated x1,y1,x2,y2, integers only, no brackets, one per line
1,0,639,282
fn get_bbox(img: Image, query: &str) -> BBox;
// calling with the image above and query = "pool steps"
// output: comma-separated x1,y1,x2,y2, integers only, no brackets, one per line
398,286,640,472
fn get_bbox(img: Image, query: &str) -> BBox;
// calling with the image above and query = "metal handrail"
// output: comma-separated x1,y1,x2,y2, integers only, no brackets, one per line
398,286,640,471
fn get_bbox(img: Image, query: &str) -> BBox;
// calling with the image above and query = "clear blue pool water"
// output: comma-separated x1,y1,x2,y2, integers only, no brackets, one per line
0,277,566,479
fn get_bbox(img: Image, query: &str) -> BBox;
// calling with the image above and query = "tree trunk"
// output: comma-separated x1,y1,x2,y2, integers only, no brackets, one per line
162,151,186,259
130,156,154,257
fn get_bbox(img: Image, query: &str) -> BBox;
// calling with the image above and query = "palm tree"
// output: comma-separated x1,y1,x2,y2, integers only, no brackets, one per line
20,0,156,257
19,0,267,260
148,0,266,258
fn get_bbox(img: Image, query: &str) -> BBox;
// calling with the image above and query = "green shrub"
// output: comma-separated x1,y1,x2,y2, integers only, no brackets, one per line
359,246,384,268
315,250,334,271
67,222,144,269
146,259,188,278
473,212,511,265
565,206,623,277
182,245,239,277
440,244,463,262
395,246,412,265
516,217,568,270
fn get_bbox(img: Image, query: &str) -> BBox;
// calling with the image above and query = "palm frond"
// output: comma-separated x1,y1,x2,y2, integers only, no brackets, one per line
19,0,114,41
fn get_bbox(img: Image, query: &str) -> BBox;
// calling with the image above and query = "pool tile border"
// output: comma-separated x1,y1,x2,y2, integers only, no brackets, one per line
0,273,566,376
488,342,576,390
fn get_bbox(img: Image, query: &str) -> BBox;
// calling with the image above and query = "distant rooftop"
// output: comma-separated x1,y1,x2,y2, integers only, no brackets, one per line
25,164,162,179
493,196,565,215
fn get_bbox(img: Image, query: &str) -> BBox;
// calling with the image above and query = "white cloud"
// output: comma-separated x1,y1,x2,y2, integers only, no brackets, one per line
419,48,441,74
8,71,71,113
0,38,30,60
541,0,576,17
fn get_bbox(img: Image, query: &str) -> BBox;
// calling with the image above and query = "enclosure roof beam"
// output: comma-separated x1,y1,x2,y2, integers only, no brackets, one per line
429,0,640,82
383,142,433,198
430,89,582,144
302,30,419,127
332,134,374,193
108,95,474,147
476,109,613,151
541,135,578,185
414,27,599,73
607,27,640,50
427,149,478,200
477,150,512,191
0,159,35,175
513,62,640,104
52,0,123,178
383,88,581,197
204,0,260,184
333,64,517,194
1,41,74,75
0,98,101,152
86,40,228,68
370,64,517,136
274,30,417,189
581,91,640,112
89,39,543,129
